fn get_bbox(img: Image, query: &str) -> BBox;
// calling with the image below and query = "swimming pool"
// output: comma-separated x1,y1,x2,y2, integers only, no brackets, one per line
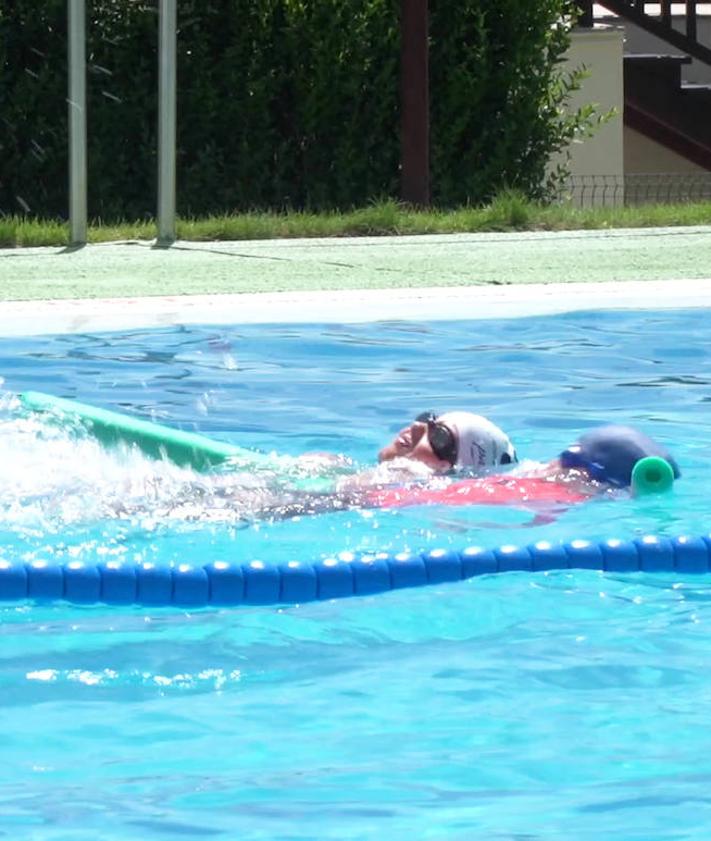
1,308,710,839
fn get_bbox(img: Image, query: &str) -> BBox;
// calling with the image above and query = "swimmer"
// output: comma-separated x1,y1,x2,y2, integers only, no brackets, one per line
378,411,517,471
333,410,517,492
518,424,681,498
157,423,677,522
361,423,681,521
107,409,518,522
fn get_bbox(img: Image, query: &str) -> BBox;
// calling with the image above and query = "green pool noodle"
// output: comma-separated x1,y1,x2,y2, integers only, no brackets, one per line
19,390,273,472
631,455,675,495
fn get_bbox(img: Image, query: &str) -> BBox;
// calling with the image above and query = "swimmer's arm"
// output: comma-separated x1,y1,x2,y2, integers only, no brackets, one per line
294,452,354,471
250,488,365,520
335,460,436,493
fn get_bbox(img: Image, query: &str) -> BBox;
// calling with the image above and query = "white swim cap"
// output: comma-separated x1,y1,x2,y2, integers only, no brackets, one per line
436,412,516,471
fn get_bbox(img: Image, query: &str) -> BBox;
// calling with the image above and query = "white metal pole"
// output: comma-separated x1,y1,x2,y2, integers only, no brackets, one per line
68,0,87,245
157,0,177,245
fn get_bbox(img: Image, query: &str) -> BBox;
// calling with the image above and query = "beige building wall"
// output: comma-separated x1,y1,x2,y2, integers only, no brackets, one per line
625,127,707,173
624,126,710,204
555,26,626,206
559,10,711,204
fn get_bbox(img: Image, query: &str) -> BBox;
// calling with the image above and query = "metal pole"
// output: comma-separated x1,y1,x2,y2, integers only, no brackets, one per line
68,0,87,245
157,0,177,245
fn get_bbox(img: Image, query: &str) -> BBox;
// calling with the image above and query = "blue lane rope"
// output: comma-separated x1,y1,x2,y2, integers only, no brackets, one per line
0,534,709,607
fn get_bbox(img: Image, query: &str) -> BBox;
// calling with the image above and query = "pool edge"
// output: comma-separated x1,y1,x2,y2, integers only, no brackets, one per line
1,278,710,336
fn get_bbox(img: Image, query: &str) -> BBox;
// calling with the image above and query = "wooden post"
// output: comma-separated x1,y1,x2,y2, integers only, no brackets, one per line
686,0,697,42
661,0,672,27
400,0,429,206
578,0,594,27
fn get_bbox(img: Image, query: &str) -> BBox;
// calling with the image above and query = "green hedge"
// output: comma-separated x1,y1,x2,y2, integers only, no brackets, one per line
0,0,586,220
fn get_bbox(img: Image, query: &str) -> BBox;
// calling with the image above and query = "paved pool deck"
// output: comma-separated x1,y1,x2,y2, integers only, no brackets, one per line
1,225,710,332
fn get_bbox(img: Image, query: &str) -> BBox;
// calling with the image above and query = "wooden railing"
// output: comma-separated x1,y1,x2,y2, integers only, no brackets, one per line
578,1,711,65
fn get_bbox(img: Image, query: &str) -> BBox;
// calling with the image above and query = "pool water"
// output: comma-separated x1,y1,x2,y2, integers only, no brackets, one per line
0,309,710,839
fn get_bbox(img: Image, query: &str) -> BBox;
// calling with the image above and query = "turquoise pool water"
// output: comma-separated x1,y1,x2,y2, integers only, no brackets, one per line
0,309,710,839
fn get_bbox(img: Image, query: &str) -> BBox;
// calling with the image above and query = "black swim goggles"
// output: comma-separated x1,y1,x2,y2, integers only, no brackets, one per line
415,412,458,465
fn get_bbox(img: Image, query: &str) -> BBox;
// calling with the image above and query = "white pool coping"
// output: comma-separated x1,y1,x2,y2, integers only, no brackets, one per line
0,278,710,336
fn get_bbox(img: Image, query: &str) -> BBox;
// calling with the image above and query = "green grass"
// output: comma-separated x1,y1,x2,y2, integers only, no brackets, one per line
2,195,711,248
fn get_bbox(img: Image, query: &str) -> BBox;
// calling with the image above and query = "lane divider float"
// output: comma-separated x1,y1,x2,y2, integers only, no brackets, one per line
0,534,708,607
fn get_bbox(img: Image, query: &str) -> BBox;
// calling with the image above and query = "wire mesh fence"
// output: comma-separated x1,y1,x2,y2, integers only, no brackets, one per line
556,173,711,207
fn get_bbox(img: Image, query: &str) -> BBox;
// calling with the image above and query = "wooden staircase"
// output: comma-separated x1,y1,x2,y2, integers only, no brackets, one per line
625,54,711,168
579,2,711,169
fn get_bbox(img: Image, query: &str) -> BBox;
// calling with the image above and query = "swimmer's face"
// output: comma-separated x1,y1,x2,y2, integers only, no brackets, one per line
378,416,455,472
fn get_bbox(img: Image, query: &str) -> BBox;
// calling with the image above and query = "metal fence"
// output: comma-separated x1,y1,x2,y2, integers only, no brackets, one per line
556,173,711,207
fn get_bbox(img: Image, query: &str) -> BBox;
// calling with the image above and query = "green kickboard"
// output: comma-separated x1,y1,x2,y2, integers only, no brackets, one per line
19,391,269,472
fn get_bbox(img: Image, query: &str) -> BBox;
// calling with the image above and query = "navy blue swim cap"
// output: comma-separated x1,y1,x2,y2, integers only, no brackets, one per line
559,425,680,488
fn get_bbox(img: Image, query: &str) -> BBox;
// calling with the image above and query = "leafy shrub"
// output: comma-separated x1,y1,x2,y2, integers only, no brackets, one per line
0,0,591,220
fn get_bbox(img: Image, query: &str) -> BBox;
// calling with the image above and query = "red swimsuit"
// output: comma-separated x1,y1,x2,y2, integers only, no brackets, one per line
364,476,587,509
